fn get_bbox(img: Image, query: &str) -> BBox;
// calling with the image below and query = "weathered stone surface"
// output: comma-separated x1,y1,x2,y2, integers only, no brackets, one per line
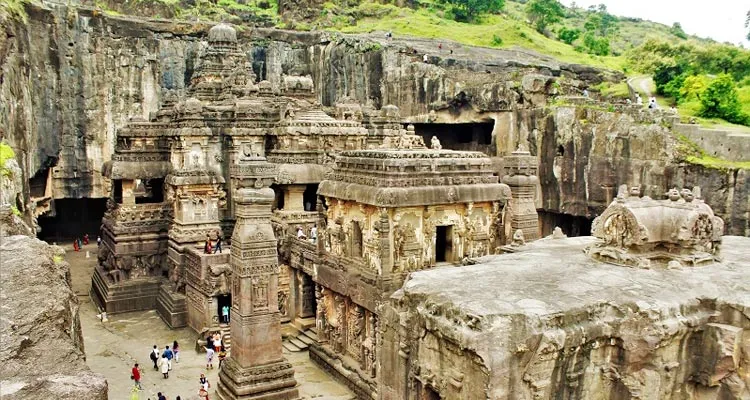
0,235,108,400
384,235,750,399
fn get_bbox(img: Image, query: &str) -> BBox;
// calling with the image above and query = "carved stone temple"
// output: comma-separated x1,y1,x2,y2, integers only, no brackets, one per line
87,22,750,400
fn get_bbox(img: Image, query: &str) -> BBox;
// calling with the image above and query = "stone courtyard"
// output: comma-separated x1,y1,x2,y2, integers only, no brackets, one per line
65,242,354,400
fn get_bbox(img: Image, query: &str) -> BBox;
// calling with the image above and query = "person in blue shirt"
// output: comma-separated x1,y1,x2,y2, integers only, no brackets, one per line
162,345,174,371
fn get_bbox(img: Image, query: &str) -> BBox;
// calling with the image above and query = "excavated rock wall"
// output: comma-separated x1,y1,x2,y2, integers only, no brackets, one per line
518,106,750,236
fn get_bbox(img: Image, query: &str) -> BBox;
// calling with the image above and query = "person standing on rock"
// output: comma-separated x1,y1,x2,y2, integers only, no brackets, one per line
151,345,160,369
213,232,223,254
131,363,143,390
204,234,213,254
159,354,170,378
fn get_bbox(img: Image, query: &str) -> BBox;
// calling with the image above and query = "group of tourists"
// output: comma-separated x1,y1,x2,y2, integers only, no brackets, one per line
128,336,217,400
72,234,89,251
203,231,223,254
148,342,180,379
204,332,227,370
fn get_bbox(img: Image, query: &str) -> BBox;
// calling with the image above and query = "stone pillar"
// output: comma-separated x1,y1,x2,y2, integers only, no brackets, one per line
217,161,298,400
284,185,306,211
299,274,315,318
501,147,540,242
378,208,393,276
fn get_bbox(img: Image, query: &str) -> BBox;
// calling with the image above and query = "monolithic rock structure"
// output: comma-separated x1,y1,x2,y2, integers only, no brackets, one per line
0,234,108,400
381,191,750,400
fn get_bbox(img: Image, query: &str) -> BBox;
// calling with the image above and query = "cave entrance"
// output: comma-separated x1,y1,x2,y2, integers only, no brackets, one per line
435,225,454,263
37,198,108,243
538,210,593,237
410,122,495,155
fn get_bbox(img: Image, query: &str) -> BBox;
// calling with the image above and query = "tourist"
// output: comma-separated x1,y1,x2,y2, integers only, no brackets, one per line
213,232,222,254
218,346,227,369
212,333,222,353
221,304,230,323
173,340,180,363
204,234,213,254
131,363,143,390
648,97,657,109
159,354,170,378
97,236,102,247
157,392,167,400
73,239,79,252
296,226,306,240
422,54,428,63
438,43,442,50
199,373,210,391
78,237,83,249
150,345,160,369
199,384,210,400
582,88,589,98
83,233,89,245
635,93,642,105
206,346,215,369
163,345,174,370
310,225,317,243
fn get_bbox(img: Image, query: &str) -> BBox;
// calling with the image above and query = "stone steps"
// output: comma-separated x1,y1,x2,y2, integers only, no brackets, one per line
281,328,317,352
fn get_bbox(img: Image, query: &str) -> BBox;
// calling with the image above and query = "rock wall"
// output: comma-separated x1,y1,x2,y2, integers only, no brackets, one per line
520,105,750,236
0,232,108,399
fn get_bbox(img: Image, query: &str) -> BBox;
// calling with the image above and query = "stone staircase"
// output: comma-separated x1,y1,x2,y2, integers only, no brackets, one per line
218,323,232,353
282,328,318,352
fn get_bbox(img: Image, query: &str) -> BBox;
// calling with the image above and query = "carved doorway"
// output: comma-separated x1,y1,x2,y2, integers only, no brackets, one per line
352,222,363,258
435,225,454,263
217,294,231,325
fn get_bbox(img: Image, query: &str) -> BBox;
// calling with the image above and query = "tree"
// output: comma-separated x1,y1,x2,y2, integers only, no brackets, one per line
679,75,710,101
525,0,564,33
583,31,610,56
441,0,505,22
557,27,581,45
699,74,748,125
670,22,687,40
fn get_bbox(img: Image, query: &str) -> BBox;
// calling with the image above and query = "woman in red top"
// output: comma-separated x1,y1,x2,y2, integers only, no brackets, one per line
131,363,142,390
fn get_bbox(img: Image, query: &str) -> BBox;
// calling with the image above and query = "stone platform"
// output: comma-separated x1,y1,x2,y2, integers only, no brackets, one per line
90,267,161,314
383,235,750,399
155,284,188,328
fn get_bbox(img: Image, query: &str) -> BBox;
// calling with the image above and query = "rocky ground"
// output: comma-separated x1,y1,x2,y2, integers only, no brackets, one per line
64,241,355,400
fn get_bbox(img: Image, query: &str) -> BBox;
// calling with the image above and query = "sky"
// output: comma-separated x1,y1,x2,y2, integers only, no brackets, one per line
559,0,749,47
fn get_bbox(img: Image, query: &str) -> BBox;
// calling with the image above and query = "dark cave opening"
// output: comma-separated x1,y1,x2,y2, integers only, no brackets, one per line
538,210,593,237
37,198,108,243
410,122,495,156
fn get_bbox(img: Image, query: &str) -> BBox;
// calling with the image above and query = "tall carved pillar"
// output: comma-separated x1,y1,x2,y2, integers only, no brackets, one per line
501,146,540,242
217,159,298,400
283,185,306,211
378,208,393,276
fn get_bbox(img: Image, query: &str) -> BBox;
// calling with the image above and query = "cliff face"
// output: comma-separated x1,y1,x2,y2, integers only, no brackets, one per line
524,106,749,236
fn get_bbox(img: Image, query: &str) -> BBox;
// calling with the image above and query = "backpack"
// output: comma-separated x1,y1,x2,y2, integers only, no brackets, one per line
150,351,157,361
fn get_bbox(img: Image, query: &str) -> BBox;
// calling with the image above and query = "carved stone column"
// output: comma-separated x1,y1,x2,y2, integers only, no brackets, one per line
501,147,540,242
217,159,298,400
283,185,306,211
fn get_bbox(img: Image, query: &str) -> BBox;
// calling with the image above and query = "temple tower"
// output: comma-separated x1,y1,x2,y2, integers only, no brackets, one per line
217,157,298,400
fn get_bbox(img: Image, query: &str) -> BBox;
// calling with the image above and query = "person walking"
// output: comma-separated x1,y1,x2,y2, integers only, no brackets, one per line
218,346,227,369
199,373,211,400
159,354,170,378
97,236,102,247
173,340,180,363
206,346,215,369
150,345,160,369
83,233,89,245
221,305,230,324
157,392,167,400
163,345,174,371
73,240,80,252
131,363,143,390
213,232,223,254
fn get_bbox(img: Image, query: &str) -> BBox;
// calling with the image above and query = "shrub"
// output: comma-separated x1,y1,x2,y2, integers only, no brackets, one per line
699,74,749,125
491,34,503,46
557,27,580,45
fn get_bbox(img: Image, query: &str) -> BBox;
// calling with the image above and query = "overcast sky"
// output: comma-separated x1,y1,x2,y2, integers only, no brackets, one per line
559,0,748,47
